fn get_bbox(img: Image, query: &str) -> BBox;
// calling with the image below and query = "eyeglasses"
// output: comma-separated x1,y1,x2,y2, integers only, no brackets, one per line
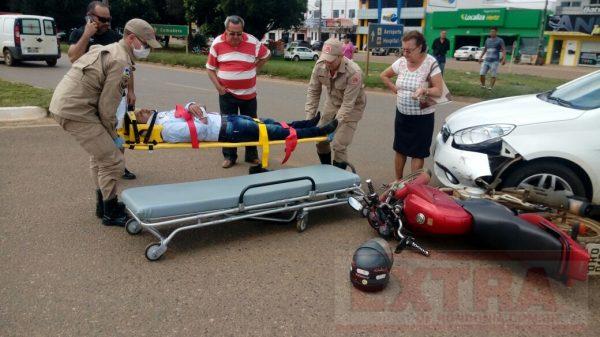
92,14,111,23
226,30,243,37
135,36,149,49
402,46,418,55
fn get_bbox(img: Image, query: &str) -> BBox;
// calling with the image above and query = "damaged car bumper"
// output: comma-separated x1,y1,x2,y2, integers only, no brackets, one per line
433,125,518,189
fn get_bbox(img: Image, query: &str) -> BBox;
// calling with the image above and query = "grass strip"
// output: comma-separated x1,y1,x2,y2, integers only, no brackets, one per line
0,78,53,109
146,50,565,100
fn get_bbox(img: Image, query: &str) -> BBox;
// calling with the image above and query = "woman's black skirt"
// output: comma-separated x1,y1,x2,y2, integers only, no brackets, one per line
393,109,435,159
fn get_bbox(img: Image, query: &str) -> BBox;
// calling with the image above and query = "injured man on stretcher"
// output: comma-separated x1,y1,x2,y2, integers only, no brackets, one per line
134,102,338,143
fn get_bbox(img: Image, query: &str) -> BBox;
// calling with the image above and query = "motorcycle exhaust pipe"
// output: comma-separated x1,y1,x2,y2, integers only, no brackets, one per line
521,186,599,219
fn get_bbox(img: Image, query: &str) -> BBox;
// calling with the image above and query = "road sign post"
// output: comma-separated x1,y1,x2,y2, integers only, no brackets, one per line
366,23,403,77
151,24,190,53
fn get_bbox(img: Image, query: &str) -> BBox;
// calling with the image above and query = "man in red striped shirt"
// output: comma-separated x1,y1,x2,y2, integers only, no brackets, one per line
206,15,271,168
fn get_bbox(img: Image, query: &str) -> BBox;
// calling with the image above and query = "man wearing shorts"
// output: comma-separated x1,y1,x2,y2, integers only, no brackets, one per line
479,27,505,90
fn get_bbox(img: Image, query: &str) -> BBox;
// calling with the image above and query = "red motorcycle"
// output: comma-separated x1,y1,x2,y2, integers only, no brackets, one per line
353,172,590,285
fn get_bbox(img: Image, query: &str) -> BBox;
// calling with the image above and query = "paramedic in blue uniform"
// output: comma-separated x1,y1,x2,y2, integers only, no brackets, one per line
132,103,338,143
51,19,161,227
68,1,137,180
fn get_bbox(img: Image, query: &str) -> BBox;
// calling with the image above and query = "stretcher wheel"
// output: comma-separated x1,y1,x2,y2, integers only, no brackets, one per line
125,219,142,235
145,242,165,261
296,212,308,232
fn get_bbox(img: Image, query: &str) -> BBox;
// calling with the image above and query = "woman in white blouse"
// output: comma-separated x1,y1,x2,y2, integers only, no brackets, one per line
380,31,444,181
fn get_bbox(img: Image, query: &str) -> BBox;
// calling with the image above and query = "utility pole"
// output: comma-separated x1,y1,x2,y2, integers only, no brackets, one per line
316,0,322,41
536,0,549,65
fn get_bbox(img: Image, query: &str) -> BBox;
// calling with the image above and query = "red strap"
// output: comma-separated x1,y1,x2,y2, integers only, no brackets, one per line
174,104,199,149
279,121,297,164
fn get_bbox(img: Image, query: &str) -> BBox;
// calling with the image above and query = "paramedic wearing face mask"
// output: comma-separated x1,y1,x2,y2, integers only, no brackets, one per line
50,18,161,227
69,1,138,180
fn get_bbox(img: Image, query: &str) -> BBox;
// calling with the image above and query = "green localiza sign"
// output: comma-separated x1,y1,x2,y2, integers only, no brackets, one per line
457,9,505,27
151,24,189,37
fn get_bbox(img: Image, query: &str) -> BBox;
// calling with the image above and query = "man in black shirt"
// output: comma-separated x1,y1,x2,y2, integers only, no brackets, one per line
431,30,450,75
68,1,120,62
68,1,137,180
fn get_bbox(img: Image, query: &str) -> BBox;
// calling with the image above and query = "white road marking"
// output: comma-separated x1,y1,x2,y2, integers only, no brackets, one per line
165,82,213,92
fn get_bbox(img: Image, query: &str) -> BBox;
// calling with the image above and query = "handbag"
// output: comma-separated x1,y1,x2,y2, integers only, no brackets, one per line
419,61,452,109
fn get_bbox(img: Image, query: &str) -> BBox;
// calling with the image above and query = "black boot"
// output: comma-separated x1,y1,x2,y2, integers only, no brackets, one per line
288,111,322,129
123,168,136,180
319,119,338,134
333,160,348,170
102,197,128,227
318,152,332,165
95,189,103,219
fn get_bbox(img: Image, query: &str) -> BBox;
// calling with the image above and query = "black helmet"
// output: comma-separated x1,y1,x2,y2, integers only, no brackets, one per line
349,238,394,292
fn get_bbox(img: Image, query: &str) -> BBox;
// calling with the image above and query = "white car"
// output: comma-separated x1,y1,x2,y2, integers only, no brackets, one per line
474,47,485,61
433,70,600,203
0,14,61,67
454,45,479,61
284,47,318,61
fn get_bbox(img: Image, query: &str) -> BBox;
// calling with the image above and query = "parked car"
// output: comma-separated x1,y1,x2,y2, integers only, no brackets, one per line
453,45,479,61
0,14,61,67
285,41,311,51
371,47,400,56
433,70,600,203
311,40,323,51
284,46,319,61
57,31,67,42
474,47,485,61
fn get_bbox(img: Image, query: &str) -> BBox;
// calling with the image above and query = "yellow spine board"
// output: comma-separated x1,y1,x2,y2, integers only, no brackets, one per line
119,115,328,167
256,120,270,168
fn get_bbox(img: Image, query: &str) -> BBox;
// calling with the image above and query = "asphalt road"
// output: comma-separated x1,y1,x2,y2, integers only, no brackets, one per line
1,57,598,336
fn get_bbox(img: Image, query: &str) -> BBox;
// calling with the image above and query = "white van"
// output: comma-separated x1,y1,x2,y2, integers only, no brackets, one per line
0,14,61,67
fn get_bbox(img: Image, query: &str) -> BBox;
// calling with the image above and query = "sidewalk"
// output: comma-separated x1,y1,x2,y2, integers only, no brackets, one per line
353,52,597,81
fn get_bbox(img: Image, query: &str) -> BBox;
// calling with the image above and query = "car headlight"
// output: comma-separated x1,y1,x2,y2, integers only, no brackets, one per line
453,124,515,145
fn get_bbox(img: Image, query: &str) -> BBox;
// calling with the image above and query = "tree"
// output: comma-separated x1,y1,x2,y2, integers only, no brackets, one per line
185,0,306,39
2,0,86,31
2,0,186,32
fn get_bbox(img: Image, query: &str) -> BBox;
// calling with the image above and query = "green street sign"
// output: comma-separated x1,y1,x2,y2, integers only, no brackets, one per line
457,9,505,27
151,24,189,37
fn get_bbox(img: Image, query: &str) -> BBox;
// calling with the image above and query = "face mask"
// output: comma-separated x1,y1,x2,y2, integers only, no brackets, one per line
133,46,150,59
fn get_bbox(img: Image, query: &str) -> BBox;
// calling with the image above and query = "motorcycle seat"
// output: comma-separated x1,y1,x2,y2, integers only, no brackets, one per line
459,198,563,275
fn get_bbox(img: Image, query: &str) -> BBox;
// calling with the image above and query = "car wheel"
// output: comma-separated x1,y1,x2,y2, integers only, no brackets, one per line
293,55,300,62
3,49,15,66
313,55,318,61
46,59,57,67
468,55,474,61
502,161,588,198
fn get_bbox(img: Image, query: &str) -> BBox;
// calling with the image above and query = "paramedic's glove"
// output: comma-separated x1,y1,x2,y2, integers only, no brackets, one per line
114,137,125,149
327,131,336,143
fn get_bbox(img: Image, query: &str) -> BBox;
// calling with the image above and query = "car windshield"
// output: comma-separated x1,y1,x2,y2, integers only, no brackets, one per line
546,72,600,110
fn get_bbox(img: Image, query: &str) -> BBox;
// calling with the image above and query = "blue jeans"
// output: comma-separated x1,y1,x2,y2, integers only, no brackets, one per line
435,55,446,75
218,93,258,162
223,115,322,142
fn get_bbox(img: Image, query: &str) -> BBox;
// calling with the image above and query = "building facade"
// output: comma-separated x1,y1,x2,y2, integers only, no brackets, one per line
424,0,552,61
355,0,426,50
545,0,600,66
264,0,360,44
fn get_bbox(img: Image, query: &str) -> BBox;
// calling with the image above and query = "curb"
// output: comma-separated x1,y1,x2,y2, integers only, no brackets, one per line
0,106,48,122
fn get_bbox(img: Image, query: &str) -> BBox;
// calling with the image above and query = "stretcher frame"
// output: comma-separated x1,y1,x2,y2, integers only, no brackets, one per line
124,176,364,261
117,111,328,169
